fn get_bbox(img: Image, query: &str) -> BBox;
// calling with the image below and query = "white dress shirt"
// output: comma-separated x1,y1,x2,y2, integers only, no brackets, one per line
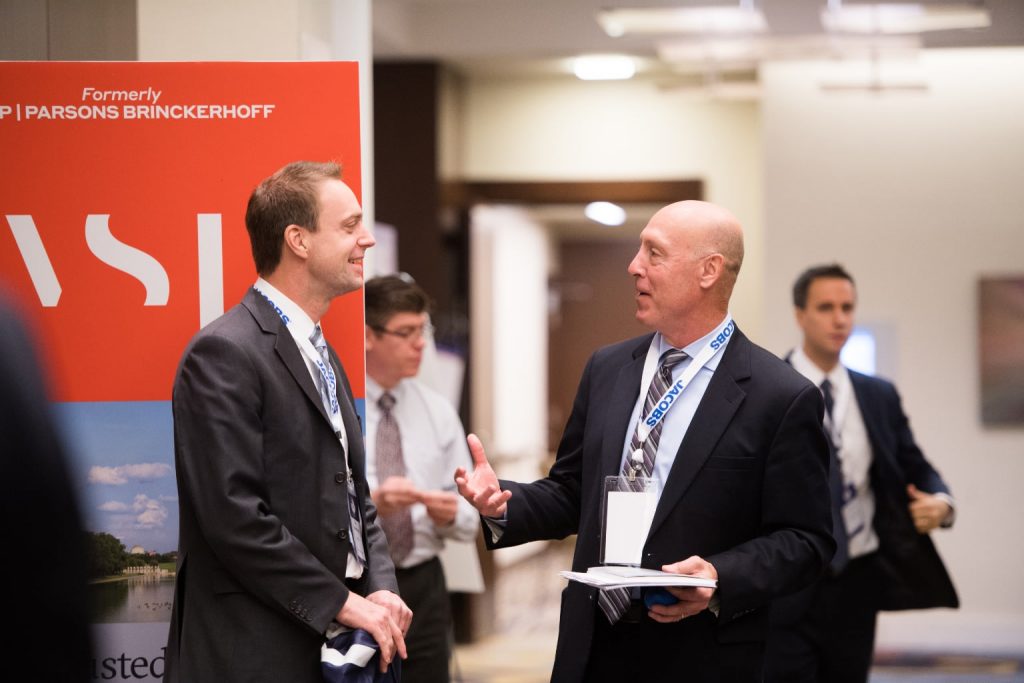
365,377,480,569
791,348,879,558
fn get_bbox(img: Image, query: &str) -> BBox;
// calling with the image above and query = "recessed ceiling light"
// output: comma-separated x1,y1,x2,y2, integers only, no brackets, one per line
585,202,627,226
573,55,636,81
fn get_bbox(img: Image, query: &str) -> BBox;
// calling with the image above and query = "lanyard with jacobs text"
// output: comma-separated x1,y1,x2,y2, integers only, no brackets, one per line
628,315,735,481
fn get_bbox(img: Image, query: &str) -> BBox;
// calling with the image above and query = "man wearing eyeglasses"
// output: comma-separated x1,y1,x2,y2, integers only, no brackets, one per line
363,274,479,682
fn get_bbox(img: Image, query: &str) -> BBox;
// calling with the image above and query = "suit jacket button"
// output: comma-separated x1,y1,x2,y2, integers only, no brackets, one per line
335,472,346,484
337,529,348,541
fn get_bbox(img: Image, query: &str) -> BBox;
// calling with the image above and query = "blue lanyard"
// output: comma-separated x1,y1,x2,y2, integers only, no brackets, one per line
636,316,734,443
254,287,339,416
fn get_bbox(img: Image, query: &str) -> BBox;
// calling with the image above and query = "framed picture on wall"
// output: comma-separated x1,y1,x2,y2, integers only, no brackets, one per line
979,276,1024,426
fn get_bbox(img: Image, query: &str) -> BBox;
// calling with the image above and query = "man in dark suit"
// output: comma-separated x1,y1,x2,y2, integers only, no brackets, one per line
455,201,835,682
165,161,412,683
765,264,958,683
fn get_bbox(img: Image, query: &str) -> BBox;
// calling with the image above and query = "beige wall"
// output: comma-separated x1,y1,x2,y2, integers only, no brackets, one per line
761,49,1024,649
137,0,304,60
453,75,766,339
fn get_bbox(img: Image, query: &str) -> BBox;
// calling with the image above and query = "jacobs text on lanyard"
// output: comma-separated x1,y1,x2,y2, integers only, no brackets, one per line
628,316,735,481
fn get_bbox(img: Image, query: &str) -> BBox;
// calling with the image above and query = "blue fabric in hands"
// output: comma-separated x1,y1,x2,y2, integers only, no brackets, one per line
643,587,680,608
321,628,401,683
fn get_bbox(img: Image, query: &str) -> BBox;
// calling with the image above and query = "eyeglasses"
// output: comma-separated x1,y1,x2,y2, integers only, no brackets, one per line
372,322,434,342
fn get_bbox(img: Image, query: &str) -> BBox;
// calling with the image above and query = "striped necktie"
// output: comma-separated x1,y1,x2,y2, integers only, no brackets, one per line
598,349,688,624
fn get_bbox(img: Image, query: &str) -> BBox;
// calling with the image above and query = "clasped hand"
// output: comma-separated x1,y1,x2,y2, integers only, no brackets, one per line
372,476,459,526
336,590,412,672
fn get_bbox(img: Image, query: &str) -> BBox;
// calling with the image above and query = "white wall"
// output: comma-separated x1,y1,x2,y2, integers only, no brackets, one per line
469,205,550,470
469,204,552,566
761,48,1024,651
455,75,766,339
136,0,376,229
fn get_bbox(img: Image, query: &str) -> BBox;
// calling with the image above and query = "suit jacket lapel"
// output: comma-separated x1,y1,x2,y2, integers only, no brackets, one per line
648,329,749,537
242,288,335,428
848,371,894,493
849,372,880,450
600,337,652,478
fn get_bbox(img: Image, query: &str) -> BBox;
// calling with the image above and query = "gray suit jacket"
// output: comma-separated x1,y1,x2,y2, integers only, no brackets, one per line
164,288,397,683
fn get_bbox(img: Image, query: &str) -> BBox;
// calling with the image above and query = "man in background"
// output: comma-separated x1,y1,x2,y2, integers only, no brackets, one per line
766,263,958,683
165,162,410,683
364,274,479,682
456,201,834,682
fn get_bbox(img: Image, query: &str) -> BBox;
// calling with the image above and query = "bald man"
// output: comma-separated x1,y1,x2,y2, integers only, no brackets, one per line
457,201,834,682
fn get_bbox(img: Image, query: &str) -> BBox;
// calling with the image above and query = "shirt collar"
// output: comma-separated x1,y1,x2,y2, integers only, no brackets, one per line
366,376,407,406
654,314,732,371
253,277,316,340
791,347,848,389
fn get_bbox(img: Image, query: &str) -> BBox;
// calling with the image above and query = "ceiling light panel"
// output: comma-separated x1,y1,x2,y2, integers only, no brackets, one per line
821,3,991,34
598,6,768,36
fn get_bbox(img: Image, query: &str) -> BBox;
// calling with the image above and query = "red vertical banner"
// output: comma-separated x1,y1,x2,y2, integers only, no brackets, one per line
0,61,366,401
0,62,366,678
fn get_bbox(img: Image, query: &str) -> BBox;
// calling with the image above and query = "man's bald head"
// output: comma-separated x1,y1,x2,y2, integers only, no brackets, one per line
656,200,744,278
628,200,745,347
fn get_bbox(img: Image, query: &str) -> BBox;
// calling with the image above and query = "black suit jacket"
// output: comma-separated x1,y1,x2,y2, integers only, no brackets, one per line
489,328,834,682
850,370,958,610
164,288,397,683
772,366,958,626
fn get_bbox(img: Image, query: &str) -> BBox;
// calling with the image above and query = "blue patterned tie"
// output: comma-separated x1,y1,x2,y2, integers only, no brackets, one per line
598,349,688,624
310,325,367,569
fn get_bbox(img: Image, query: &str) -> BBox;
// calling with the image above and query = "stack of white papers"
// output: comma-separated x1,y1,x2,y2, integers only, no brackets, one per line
559,566,717,589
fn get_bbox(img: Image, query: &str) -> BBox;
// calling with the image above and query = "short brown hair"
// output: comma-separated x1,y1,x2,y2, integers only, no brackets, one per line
244,161,342,275
364,275,431,330
792,264,855,309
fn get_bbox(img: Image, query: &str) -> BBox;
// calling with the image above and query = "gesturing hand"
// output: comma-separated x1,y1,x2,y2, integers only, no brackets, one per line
454,433,512,517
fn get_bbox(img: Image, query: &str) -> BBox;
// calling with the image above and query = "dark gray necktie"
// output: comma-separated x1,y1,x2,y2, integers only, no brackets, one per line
820,378,849,573
598,349,689,624
820,378,835,420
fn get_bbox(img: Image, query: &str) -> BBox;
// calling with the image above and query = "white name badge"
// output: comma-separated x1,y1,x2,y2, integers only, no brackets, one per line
601,476,657,566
